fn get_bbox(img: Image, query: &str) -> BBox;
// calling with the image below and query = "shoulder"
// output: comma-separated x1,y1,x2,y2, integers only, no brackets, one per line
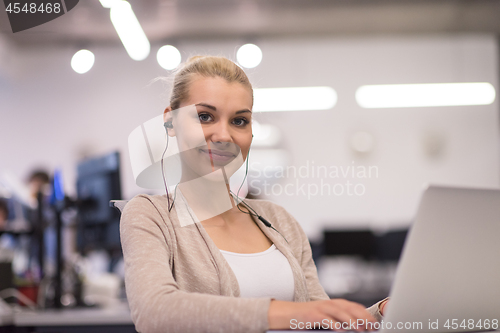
123,193,169,213
121,193,172,227
120,194,176,250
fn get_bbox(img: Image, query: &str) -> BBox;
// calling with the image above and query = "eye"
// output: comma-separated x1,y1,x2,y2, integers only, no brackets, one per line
198,113,213,123
233,117,250,127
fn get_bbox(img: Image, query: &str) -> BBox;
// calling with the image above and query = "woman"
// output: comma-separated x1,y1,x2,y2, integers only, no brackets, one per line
121,55,388,333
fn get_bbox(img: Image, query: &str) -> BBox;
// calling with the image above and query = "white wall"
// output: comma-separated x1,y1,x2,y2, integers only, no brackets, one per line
1,34,498,239
248,35,500,238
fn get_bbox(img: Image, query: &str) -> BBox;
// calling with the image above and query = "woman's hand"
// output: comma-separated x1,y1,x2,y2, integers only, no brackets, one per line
268,299,378,332
379,299,389,316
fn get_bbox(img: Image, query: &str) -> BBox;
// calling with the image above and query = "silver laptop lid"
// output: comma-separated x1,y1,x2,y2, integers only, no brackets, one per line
381,185,500,333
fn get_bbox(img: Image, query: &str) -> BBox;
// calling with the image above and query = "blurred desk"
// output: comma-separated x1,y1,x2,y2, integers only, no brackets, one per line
1,301,136,333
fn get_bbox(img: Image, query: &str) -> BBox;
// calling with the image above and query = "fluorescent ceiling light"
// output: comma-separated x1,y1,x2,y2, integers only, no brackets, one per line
253,86,337,112
71,49,95,74
237,44,262,68
157,45,181,70
356,82,496,108
110,1,150,61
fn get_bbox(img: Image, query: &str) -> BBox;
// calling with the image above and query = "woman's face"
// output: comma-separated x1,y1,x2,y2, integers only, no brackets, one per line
165,76,253,182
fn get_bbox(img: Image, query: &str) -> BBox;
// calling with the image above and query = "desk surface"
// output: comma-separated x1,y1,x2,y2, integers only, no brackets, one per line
9,301,132,327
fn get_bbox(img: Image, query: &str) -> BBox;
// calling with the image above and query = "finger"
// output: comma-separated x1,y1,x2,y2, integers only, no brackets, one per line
320,318,345,332
332,300,378,332
321,300,361,331
346,302,377,330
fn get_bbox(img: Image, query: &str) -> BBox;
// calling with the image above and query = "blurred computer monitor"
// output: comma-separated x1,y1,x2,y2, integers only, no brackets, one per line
76,151,122,254
323,230,375,260
374,229,408,262
322,229,408,261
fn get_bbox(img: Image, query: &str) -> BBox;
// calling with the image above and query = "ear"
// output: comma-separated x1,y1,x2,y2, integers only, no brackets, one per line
163,106,176,137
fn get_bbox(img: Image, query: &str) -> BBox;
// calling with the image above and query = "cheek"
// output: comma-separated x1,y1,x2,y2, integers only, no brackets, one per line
176,123,207,149
239,137,252,157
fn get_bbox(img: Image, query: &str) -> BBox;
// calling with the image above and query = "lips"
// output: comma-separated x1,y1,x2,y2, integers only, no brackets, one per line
199,148,236,164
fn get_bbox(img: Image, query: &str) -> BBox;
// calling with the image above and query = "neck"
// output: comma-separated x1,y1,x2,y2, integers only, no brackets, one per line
178,169,236,222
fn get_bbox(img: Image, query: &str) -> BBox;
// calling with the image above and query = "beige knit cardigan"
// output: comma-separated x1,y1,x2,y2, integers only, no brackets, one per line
120,194,382,333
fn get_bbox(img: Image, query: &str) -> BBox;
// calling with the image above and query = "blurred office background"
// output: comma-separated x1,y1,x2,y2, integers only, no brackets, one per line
0,0,499,314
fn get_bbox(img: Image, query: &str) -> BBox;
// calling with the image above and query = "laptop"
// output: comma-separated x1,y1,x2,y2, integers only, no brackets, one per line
268,185,500,332
380,185,500,333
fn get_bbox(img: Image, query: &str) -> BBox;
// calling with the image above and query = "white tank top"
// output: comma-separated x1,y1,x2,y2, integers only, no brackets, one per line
220,244,295,301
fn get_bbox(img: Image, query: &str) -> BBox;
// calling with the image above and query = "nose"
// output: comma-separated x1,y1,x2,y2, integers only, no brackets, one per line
207,121,232,145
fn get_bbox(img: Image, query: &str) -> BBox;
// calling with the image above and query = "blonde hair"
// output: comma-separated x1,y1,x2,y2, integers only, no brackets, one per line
170,56,253,110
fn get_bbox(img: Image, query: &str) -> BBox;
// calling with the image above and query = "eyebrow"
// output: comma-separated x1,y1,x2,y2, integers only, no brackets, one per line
195,103,252,114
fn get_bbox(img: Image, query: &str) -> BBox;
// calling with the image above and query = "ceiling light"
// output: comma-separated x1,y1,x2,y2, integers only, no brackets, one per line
253,86,337,112
157,45,181,70
71,49,95,74
110,1,150,61
237,44,262,68
356,82,496,108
